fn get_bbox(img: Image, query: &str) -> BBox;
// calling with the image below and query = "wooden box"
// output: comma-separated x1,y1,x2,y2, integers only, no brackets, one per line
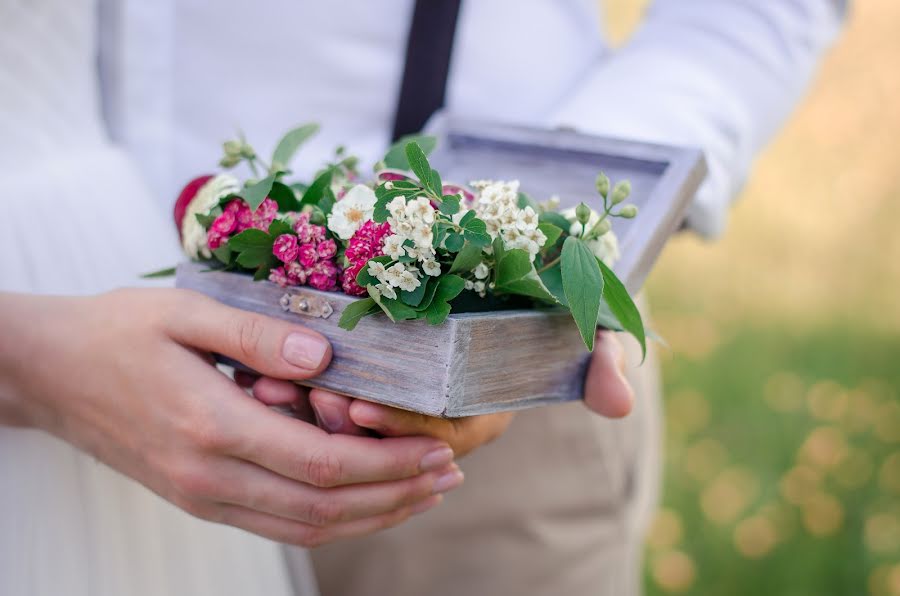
176,117,706,417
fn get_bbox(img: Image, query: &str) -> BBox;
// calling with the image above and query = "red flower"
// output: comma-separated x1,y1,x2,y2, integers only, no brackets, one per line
272,234,300,263
173,175,214,236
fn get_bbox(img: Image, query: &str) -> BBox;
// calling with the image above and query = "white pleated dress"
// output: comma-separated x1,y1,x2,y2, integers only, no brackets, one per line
0,2,313,594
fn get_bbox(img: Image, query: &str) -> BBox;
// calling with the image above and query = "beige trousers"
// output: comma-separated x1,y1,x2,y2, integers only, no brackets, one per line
297,313,662,596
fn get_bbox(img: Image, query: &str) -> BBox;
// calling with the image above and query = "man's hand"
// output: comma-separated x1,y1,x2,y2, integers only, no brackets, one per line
0,289,464,548
250,330,634,458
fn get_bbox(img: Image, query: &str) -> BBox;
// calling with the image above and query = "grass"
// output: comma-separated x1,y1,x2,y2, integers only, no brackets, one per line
599,0,900,593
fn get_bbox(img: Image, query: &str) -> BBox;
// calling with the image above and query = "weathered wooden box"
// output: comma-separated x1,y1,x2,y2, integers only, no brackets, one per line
176,117,706,417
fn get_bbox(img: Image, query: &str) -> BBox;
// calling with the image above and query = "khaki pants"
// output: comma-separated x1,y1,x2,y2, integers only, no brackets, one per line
297,312,662,596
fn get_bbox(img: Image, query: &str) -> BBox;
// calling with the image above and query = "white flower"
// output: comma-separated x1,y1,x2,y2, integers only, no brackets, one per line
327,184,377,239
383,234,406,260
384,263,407,287
398,270,421,292
405,197,435,224
464,280,475,290
181,174,240,259
368,260,387,279
411,224,433,248
422,259,441,276
473,262,490,280
376,283,397,300
473,281,486,295
515,206,539,231
588,231,620,267
527,228,548,250
387,196,407,218
394,220,414,238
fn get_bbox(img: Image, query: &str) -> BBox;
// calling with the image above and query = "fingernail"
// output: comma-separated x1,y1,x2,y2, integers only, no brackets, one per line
411,494,442,515
432,468,464,494
313,402,344,432
419,446,454,472
282,332,328,369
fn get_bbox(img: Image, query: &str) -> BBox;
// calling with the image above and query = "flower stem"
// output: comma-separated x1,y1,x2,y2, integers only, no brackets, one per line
537,256,560,274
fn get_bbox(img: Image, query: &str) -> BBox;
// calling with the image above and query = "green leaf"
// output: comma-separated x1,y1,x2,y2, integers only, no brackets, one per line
413,277,440,312
539,211,572,233
271,123,319,171
444,232,465,252
596,301,625,332
268,219,293,237
400,277,429,307
449,241,483,273
212,244,232,265
439,194,461,215
539,264,567,307
241,173,278,212
598,259,646,360
458,210,476,227
561,237,603,351
374,180,419,222
425,301,452,325
383,135,437,170
299,168,334,208
269,181,301,212
537,222,563,249
228,228,272,251
425,168,442,199
462,217,491,247
229,229,275,269
195,212,217,229
381,297,419,321
338,298,380,331
405,142,432,187
140,266,176,279
517,191,539,210
494,249,557,303
252,258,277,281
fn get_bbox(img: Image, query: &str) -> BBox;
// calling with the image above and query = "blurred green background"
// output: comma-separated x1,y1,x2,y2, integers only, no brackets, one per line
602,1,900,594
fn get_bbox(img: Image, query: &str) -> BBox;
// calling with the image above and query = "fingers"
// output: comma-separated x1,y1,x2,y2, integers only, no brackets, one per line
165,290,332,380
583,331,634,418
349,399,451,440
310,389,374,436
223,391,456,487
211,457,463,526
251,377,308,406
209,495,443,548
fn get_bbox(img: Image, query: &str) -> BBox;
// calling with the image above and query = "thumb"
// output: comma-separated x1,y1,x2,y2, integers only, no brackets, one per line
165,290,332,380
583,331,634,418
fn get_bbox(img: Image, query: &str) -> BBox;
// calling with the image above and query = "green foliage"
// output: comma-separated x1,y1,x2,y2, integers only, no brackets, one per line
241,173,278,212
382,134,437,170
561,236,604,351
337,297,379,331
268,181,301,212
270,123,319,172
449,242,484,273
195,212,217,229
537,222,563,248
495,249,558,304
140,266,176,279
405,142,442,198
300,168,334,209
598,259,646,360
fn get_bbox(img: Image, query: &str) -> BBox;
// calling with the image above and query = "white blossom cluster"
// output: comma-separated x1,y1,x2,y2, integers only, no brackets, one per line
463,262,491,297
367,195,444,298
468,180,546,257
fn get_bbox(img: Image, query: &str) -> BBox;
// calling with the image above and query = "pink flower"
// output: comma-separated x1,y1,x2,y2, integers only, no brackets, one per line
309,271,338,291
272,234,300,263
313,259,338,277
341,262,367,296
207,229,225,250
442,183,476,205
309,225,327,243
298,243,319,268
252,198,278,231
285,261,307,285
377,169,413,183
344,220,390,262
291,212,311,232
210,210,236,235
268,266,291,288
317,238,337,259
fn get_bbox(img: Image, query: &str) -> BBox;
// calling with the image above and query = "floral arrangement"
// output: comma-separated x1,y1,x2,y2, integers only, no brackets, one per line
165,124,646,354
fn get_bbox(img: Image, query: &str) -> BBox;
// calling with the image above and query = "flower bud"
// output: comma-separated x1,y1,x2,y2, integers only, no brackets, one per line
218,155,241,168
611,181,631,205
223,140,242,156
575,202,592,225
593,219,612,235
595,172,610,198
617,204,638,219
239,143,256,159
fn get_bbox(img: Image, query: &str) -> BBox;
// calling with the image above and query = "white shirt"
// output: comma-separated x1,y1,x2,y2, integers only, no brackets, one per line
100,0,847,238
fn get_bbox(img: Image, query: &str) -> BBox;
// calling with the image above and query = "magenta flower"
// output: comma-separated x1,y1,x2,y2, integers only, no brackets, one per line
298,243,319,268
309,271,337,291
285,261,307,285
340,220,391,296
272,234,300,263
268,266,291,288
317,238,337,259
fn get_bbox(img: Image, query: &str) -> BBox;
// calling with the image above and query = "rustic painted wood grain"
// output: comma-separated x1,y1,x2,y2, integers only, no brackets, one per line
177,118,707,417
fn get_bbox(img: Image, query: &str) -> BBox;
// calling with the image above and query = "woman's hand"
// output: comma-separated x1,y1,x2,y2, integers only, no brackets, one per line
265,330,634,457
0,289,463,547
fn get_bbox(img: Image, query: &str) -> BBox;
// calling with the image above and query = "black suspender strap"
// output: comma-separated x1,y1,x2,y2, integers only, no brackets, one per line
391,0,462,141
